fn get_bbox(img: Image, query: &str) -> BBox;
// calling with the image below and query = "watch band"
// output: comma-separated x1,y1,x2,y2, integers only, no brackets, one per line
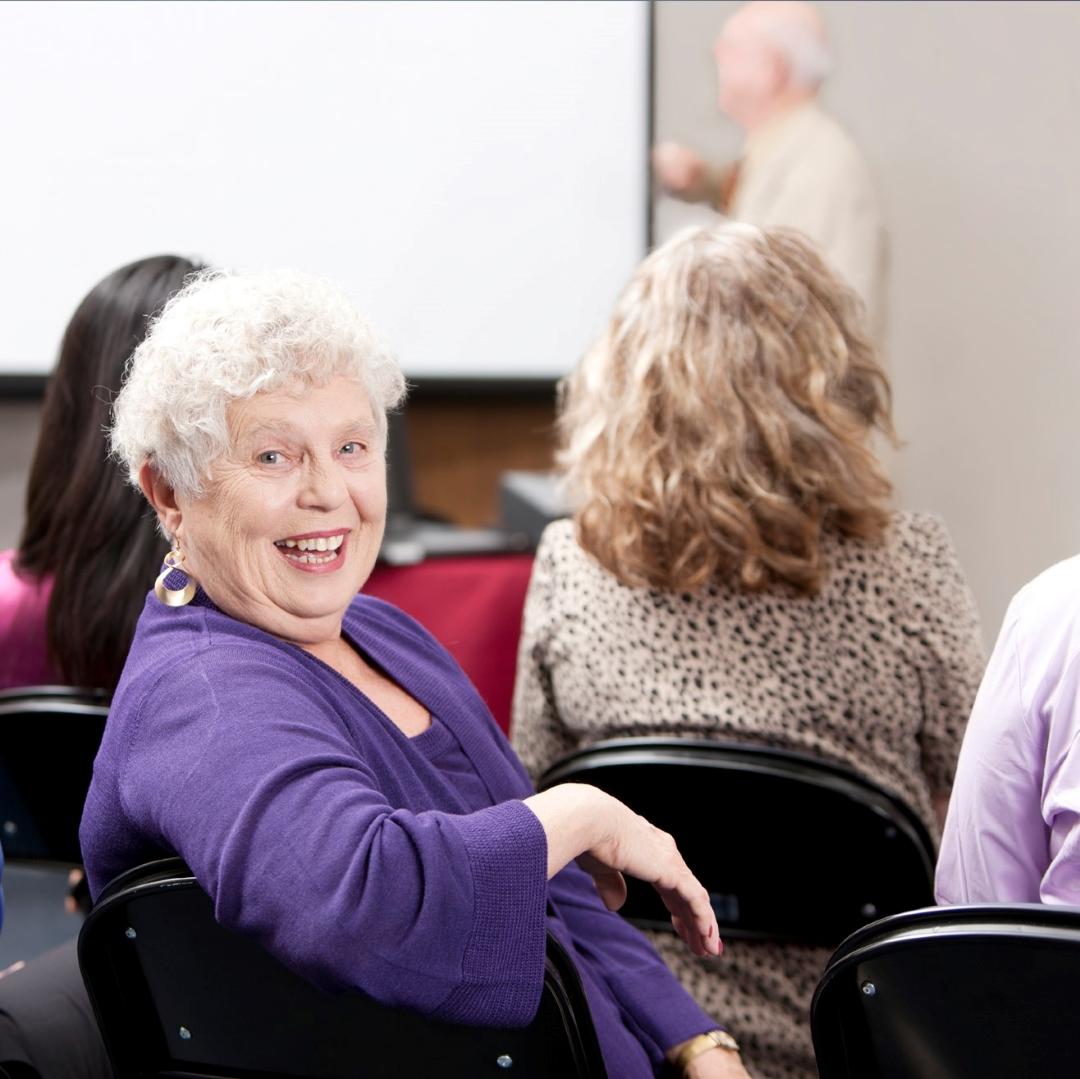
668,1029,741,1072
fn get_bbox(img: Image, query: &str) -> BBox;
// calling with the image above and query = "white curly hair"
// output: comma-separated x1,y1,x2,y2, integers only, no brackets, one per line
111,269,407,498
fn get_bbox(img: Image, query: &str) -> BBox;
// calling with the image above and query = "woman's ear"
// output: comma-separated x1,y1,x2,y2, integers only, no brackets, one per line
138,462,184,541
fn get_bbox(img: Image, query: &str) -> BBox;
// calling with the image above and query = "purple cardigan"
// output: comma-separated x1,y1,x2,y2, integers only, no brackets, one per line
80,589,715,1076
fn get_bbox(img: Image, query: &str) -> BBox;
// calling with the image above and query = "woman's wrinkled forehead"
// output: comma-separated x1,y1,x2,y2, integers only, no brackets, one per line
225,376,378,448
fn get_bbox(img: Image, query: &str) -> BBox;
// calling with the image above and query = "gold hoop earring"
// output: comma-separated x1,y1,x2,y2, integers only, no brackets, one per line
154,548,197,607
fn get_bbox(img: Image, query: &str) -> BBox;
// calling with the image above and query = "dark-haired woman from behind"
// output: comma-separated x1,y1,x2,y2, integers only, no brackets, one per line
0,256,202,1079
0,255,204,691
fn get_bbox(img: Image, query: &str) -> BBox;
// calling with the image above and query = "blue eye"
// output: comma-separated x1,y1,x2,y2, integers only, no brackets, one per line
340,442,362,456
258,451,283,465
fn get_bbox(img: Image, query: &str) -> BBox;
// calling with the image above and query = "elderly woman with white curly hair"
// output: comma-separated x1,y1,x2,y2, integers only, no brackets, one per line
78,269,752,1079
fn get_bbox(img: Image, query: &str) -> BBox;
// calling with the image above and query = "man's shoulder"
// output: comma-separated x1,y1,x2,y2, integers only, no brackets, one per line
798,107,873,176
801,104,862,148
1011,555,1080,637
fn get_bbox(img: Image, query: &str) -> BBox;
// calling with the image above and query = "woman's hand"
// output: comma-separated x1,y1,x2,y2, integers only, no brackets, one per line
684,1047,753,1078
523,784,720,957
577,804,720,959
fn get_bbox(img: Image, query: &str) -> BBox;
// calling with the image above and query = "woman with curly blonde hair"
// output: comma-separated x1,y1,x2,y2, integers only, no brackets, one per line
512,223,986,1079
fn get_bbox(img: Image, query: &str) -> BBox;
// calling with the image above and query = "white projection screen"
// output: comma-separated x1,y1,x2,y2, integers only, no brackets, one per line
0,0,649,380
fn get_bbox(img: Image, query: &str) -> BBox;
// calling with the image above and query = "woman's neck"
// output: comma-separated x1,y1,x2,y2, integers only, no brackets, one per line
301,634,432,738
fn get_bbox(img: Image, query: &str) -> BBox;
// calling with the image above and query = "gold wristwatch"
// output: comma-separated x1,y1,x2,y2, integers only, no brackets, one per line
668,1029,741,1072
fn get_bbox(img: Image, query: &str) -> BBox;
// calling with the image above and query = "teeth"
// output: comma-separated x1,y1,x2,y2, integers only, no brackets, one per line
275,532,346,562
284,550,337,565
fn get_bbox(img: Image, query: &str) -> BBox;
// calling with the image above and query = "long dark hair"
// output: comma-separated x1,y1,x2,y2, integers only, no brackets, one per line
16,255,205,690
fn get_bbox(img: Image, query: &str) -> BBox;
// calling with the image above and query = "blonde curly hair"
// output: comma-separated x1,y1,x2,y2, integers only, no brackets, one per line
558,223,896,595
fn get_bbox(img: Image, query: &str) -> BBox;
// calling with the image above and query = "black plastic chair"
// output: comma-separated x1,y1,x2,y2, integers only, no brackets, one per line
811,904,1080,1078
0,686,109,862
538,737,935,946
79,858,607,1079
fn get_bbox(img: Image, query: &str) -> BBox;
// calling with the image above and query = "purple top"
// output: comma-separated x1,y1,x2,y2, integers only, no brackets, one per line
937,554,1080,905
0,550,59,689
80,587,716,1075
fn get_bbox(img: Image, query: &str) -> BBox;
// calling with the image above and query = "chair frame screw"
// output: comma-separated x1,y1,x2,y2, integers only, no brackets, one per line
861,981,877,997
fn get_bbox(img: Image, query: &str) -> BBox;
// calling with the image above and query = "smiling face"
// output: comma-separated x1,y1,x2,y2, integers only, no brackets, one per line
167,374,387,647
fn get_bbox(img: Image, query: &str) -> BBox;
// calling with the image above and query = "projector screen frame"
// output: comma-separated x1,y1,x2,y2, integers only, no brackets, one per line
0,373,566,401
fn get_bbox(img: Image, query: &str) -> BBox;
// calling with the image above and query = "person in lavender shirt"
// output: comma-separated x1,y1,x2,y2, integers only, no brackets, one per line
78,270,751,1079
937,556,1080,905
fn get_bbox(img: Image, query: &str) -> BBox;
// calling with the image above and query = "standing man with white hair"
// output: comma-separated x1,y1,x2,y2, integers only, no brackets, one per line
653,0,887,339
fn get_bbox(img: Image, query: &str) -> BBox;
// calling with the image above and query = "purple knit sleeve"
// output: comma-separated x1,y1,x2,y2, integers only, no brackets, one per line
436,800,549,1022
118,660,550,1027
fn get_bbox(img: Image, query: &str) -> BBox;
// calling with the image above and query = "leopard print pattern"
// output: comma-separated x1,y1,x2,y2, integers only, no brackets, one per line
511,512,986,1079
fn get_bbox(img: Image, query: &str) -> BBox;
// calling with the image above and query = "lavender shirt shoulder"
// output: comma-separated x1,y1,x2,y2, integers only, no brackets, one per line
937,554,1080,905
80,588,715,1076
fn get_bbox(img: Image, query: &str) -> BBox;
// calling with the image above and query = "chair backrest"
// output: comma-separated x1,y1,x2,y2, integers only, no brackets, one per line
79,858,607,1079
0,686,109,862
811,903,1080,1078
538,737,935,946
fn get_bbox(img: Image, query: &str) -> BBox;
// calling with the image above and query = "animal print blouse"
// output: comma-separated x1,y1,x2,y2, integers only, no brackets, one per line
511,513,985,1079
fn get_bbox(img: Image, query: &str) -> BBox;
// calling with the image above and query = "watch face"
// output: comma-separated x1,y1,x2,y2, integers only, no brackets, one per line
711,1030,740,1052
673,1031,741,1071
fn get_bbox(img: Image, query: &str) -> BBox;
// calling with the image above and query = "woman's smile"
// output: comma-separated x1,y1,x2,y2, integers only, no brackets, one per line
273,528,350,572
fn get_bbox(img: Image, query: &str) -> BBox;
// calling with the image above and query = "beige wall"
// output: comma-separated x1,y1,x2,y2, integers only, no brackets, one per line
655,0,1080,643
